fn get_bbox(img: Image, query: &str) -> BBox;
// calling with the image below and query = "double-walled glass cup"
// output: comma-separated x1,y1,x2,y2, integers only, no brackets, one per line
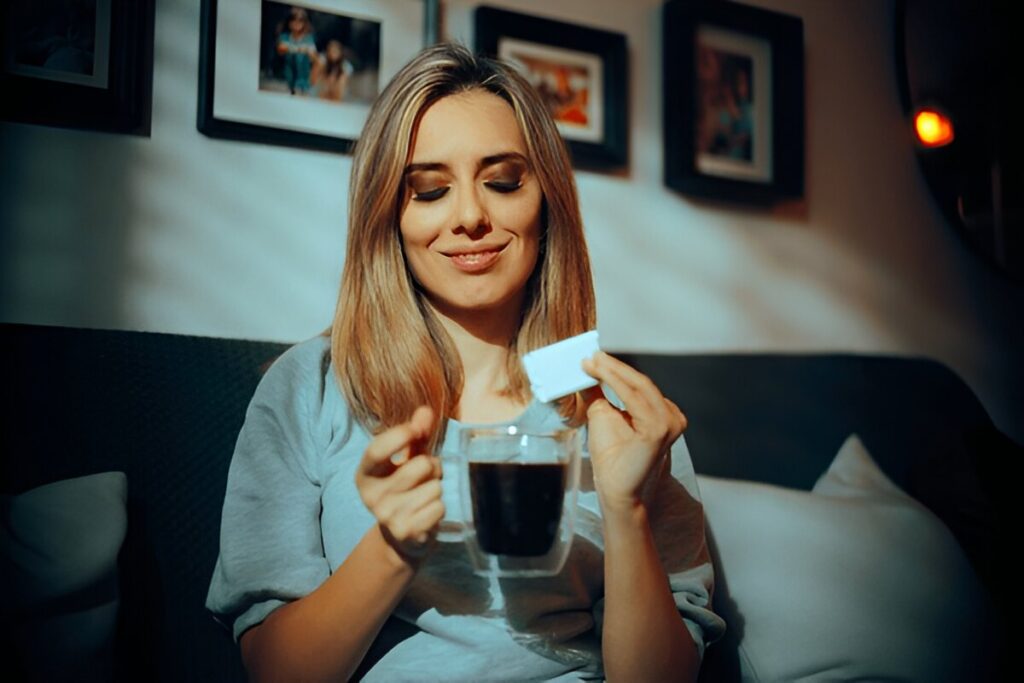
454,426,581,577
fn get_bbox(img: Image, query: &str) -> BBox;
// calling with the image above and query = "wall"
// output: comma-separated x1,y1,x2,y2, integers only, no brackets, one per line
1,0,1020,442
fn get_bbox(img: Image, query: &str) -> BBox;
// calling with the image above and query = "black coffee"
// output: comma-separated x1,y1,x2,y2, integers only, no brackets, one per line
468,462,566,557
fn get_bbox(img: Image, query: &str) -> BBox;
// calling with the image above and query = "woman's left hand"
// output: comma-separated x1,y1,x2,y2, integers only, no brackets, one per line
581,352,688,514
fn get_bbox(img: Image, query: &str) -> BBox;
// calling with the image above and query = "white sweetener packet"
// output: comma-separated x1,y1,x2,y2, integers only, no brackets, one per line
522,331,625,409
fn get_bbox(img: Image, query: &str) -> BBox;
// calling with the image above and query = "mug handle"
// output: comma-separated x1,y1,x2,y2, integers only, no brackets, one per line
436,454,466,543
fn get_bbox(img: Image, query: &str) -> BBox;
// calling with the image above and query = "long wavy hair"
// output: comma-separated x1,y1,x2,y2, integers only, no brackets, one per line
331,43,595,449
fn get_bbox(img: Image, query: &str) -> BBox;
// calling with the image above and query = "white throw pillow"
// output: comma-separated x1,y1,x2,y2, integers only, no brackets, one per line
1,471,128,682
697,435,996,682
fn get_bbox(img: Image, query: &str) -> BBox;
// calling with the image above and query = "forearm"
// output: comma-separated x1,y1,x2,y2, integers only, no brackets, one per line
241,524,416,682
601,502,700,683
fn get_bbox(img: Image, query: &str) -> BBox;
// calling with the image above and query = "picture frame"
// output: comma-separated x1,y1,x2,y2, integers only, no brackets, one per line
663,0,803,203
474,6,628,170
197,0,426,154
0,0,154,135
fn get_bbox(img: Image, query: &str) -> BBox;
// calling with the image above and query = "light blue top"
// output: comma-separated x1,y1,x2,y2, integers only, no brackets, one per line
206,336,726,681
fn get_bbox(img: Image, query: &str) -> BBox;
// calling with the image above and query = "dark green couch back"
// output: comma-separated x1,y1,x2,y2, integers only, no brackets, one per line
2,323,1012,681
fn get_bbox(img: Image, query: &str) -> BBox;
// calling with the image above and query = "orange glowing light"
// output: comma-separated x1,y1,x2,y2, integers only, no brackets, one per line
914,108,954,147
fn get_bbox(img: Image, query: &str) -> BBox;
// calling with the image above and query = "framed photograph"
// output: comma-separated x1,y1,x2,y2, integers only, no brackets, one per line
198,0,425,153
0,0,154,134
475,6,627,169
663,0,803,203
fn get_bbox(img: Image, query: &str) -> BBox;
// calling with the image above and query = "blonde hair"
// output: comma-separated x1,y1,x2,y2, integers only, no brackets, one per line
331,43,595,447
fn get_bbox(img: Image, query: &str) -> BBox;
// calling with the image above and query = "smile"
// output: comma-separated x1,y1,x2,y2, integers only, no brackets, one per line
445,244,507,273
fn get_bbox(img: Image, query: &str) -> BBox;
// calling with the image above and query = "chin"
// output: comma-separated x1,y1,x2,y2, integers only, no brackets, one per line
433,290,524,316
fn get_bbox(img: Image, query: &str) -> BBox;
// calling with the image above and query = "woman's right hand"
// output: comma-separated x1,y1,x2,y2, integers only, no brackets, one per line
242,406,443,681
356,406,444,565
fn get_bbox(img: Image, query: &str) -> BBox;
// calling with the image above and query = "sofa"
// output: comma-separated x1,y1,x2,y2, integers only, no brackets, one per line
0,322,1012,681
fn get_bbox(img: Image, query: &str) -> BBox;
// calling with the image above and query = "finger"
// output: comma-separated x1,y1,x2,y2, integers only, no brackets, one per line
582,353,659,422
388,454,441,493
396,479,444,517
581,354,642,406
397,405,436,466
404,499,446,545
362,406,434,472
376,480,440,525
597,354,677,431
408,405,434,440
590,352,665,406
582,352,652,402
363,425,420,472
381,492,445,544
664,397,689,435
374,477,440,526
586,355,678,443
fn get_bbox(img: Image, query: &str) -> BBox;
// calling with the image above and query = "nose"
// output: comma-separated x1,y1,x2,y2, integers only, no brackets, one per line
453,185,488,236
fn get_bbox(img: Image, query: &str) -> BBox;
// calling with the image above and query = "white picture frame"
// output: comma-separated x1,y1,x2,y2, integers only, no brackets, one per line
198,0,425,152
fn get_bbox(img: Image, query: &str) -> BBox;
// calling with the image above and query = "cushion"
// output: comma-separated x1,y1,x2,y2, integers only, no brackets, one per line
1,472,128,682
696,435,997,682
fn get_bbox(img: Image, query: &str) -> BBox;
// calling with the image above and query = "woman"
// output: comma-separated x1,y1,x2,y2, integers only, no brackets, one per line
207,43,725,681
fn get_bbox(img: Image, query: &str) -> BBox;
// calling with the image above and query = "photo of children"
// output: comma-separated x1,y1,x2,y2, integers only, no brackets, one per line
696,44,754,162
692,24,772,183
258,2,380,105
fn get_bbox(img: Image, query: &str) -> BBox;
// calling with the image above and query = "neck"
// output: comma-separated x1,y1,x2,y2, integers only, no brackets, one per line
425,290,528,400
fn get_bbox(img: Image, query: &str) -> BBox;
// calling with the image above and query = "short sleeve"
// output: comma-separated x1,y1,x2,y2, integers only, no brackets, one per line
205,339,333,642
650,435,728,662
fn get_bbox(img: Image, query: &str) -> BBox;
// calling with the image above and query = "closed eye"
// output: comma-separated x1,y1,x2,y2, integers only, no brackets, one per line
412,187,450,202
485,180,523,193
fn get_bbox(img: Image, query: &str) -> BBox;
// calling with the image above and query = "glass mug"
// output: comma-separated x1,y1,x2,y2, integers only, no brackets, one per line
445,426,582,578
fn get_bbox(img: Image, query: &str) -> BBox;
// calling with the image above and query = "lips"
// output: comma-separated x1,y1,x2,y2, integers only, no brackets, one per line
444,244,508,273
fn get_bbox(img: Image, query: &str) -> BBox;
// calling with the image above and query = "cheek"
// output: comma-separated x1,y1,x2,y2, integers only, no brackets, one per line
400,242,433,292
399,204,440,249
493,188,544,235
516,195,543,271
399,214,435,284
513,213,543,281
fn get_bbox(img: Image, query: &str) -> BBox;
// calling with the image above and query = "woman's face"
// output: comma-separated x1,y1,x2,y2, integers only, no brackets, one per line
399,90,543,321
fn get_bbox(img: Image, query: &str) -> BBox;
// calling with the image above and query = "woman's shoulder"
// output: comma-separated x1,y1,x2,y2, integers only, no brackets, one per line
260,334,332,392
252,335,353,435
277,333,331,363
246,335,360,458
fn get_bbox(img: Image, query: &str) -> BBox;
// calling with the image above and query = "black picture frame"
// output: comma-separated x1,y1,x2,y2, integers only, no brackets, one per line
663,0,803,203
475,5,628,170
197,0,426,154
0,0,154,135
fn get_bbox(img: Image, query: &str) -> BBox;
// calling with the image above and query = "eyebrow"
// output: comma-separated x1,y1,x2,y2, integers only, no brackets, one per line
404,152,529,175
